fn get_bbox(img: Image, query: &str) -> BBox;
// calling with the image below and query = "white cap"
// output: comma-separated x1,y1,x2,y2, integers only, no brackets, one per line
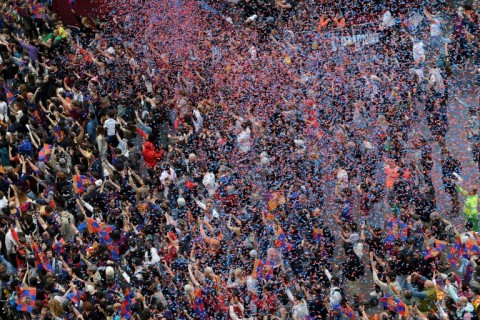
249,250,257,258
184,284,193,293
106,266,114,277
86,284,96,295
107,47,115,55
204,267,213,275
95,180,103,187
177,197,186,207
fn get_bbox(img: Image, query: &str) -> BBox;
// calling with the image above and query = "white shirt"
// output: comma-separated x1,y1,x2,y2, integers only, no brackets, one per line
381,10,395,29
413,41,425,62
5,228,19,255
292,300,310,320
73,91,84,102
103,118,117,136
237,128,252,154
160,168,177,186
430,17,442,37
0,101,7,121
202,172,216,197
0,196,8,210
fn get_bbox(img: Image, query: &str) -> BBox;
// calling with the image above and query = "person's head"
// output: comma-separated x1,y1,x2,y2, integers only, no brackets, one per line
424,280,435,289
96,125,105,137
83,301,93,315
48,299,65,318
470,188,478,196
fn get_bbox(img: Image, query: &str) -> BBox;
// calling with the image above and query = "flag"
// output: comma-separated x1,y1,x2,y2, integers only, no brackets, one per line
193,288,206,318
385,218,408,244
77,217,102,233
31,3,46,20
38,144,53,162
52,238,66,254
313,227,323,242
16,286,36,312
465,239,480,256
265,190,286,211
434,239,448,251
4,84,14,104
342,305,356,319
422,247,442,260
67,289,83,305
252,259,275,280
449,237,463,266
72,175,95,194
121,288,135,320
33,242,53,272
53,125,65,142
99,224,119,260
275,227,293,251
380,295,408,317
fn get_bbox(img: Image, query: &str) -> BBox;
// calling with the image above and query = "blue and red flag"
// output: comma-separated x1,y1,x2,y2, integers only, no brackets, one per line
72,175,95,194
252,259,275,280
4,84,14,105
380,295,408,317
99,224,119,260
16,286,36,312
341,305,356,319
121,288,136,320
449,237,463,266
77,217,102,234
52,238,66,254
67,289,83,305
275,227,293,251
465,238,480,256
385,218,408,244
33,242,54,272
53,125,65,142
193,288,206,318
313,227,323,242
31,3,46,20
38,144,53,162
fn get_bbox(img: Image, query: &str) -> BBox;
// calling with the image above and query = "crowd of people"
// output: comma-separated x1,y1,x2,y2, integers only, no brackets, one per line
1,0,480,319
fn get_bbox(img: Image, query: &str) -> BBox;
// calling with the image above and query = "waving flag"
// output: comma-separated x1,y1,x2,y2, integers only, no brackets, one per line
252,259,275,280
275,227,293,251
16,286,36,312
38,144,53,162
193,288,206,318
53,126,65,142
33,242,53,272
73,175,96,194
385,218,408,244
121,288,135,320
99,224,119,260
4,84,14,105
342,305,356,319
449,237,463,266
52,238,66,254
380,295,408,317
313,227,323,242
67,289,83,305
77,217,102,233
265,190,286,211
465,238,480,256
